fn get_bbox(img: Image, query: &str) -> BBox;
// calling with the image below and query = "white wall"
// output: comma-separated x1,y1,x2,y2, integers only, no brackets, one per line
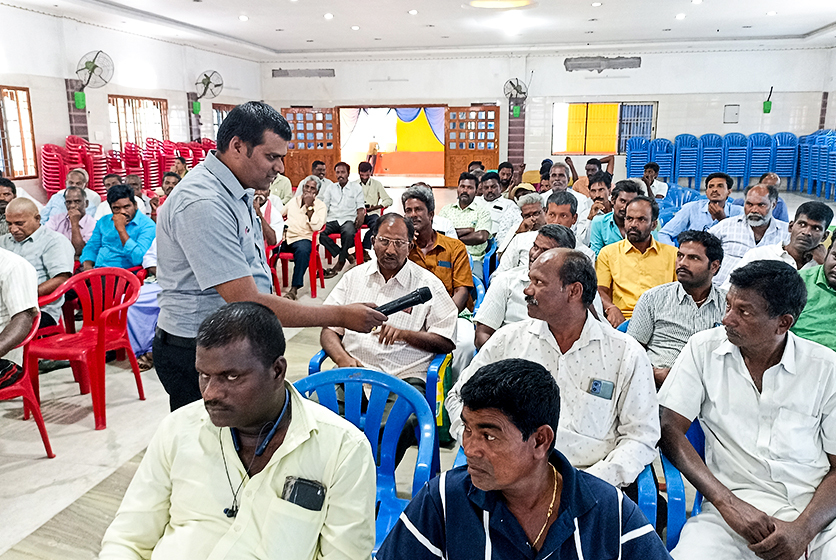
0,4,262,200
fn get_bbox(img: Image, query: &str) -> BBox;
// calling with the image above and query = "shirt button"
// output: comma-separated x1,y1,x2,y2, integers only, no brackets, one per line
234,525,242,533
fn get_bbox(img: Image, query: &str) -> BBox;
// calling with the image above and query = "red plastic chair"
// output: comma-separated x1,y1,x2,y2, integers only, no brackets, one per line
25,268,144,430
324,228,365,265
0,311,55,458
270,229,326,299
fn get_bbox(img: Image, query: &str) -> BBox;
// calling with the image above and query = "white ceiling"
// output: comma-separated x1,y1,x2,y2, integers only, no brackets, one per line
10,0,836,60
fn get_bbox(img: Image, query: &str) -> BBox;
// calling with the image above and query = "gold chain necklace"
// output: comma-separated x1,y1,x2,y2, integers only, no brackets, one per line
531,463,558,550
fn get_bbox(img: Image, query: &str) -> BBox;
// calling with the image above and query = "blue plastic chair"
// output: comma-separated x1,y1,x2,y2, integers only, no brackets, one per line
674,134,699,188
815,136,836,198
294,368,436,553
626,137,650,178
745,133,774,188
661,420,706,550
772,132,798,189
650,138,675,181
482,237,498,288
697,134,723,187
723,133,748,189
658,206,678,229
471,274,486,315
826,142,836,200
616,319,630,332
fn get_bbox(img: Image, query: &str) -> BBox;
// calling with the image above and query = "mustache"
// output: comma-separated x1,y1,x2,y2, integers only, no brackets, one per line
746,213,771,226
525,295,539,306
675,268,691,276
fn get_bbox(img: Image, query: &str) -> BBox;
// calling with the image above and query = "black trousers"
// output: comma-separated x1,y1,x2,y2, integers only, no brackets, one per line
362,213,380,250
320,220,356,262
153,328,201,411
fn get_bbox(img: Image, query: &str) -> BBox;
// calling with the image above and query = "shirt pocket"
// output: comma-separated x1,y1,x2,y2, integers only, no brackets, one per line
770,407,822,464
570,389,617,441
259,496,325,558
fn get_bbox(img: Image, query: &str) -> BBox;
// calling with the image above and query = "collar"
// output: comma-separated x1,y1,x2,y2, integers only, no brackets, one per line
456,201,476,211
700,199,734,212
622,237,660,254
675,282,721,306
529,313,604,352
14,224,46,244
813,265,836,293
713,332,798,375
204,151,250,202
365,259,414,287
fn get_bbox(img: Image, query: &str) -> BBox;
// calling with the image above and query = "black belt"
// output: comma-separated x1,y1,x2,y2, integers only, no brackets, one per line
155,327,197,348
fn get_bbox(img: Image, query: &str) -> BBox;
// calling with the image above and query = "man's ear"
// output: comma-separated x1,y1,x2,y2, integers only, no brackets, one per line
273,356,288,381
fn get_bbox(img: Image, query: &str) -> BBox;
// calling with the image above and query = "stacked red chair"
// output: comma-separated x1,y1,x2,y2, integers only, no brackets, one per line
161,140,179,176
66,135,108,196
106,150,127,180
123,142,144,178
40,144,71,196
143,138,162,189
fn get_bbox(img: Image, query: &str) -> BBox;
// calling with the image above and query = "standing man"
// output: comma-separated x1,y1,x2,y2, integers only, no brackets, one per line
597,197,678,327
541,162,592,245
659,173,742,245
45,185,96,257
590,180,645,256
439,172,492,280
2,198,74,328
709,183,789,288
279,176,327,301
0,178,16,235
156,102,385,411
320,162,365,278
659,260,836,560
40,168,100,223
628,230,726,387
355,161,392,255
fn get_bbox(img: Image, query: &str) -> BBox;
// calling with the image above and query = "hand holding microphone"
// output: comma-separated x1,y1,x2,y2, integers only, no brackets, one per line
375,287,433,316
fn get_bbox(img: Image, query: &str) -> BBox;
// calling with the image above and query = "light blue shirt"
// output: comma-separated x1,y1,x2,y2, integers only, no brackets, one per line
79,208,156,269
40,188,101,223
156,151,272,338
658,199,744,245
590,212,623,256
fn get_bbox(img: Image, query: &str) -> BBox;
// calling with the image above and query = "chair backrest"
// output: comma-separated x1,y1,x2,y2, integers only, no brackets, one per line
773,132,797,148
748,132,772,149
675,134,698,148
650,138,674,155
482,237,498,286
699,133,723,149
616,319,630,333
63,268,142,330
472,274,486,314
723,133,747,148
294,368,436,498
627,137,649,152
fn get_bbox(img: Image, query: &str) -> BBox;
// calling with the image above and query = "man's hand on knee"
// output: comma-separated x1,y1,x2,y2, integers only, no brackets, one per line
716,496,775,545
748,518,811,560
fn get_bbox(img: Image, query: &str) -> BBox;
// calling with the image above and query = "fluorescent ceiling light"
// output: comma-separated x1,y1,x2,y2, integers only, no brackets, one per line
591,2,602,6
324,12,334,19
469,0,534,8
408,9,419,15
238,15,248,21
766,11,777,16
675,13,686,20
351,25,360,30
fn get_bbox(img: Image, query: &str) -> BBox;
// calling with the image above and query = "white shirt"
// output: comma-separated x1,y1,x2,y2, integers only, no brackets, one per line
142,239,157,269
0,248,38,366
324,260,458,381
319,181,365,225
100,386,376,560
447,316,660,488
720,242,819,291
94,197,149,221
496,230,595,276
650,179,668,199
475,196,520,240
659,328,836,527
473,266,531,330
432,216,458,239
260,194,286,242
708,214,789,288
541,189,592,245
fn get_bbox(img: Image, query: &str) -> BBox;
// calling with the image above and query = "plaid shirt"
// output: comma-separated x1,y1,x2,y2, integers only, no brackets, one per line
708,215,788,288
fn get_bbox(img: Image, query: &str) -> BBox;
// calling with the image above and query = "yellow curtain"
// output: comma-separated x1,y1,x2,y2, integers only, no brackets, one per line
565,104,588,154
585,103,619,153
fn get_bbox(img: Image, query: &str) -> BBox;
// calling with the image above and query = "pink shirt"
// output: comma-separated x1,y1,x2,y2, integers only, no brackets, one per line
45,212,96,243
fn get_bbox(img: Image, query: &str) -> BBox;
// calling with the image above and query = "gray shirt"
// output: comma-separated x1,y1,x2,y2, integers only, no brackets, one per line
627,281,726,368
0,226,74,321
156,151,272,338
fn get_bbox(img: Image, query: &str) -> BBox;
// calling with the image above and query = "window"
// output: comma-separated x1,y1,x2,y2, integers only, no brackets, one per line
0,86,37,179
552,102,656,155
212,103,236,140
108,95,169,151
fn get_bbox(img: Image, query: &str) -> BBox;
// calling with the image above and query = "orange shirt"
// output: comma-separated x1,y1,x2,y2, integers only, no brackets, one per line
408,233,473,309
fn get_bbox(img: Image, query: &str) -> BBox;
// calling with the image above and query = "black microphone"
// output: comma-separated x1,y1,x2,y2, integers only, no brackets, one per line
375,287,433,316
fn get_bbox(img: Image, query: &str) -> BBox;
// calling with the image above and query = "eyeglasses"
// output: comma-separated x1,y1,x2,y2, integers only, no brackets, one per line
375,236,409,249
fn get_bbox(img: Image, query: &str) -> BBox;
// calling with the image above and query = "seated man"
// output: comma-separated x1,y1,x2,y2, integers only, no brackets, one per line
792,241,836,351
402,184,474,378
540,162,592,245
355,161,392,253
95,174,150,221
40,168,101,223
297,159,333,193
0,247,39,390
721,201,833,290
659,260,836,560
658,172,743,245
0,177,16,235
566,154,615,198
100,301,376,559
1,198,74,328
586,170,613,222
476,171,519,243
80,184,156,270
497,160,515,193
127,239,161,371
628,230,726,388
639,161,668,199
439,172,492,280
597,196,678,327
731,172,789,222
321,213,457,389
709,183,789,288
254,183,284,249
448,248,660,492
149,172,181,220
495,193,546,270
590,179,644,256
279,175,327,301
320,162,365,278
171,156,189,178
378,358,670,560
269,171,293,204
44,185,96,258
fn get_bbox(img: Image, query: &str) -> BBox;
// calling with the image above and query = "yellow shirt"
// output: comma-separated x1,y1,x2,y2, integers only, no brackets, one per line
270,175,294,205
100,384,376,560
596,238,678,319
285,197,328,246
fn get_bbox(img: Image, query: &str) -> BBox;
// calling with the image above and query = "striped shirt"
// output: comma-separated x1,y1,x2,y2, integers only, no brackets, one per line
628,282,726,368
708,214,788,288
376,450,671,560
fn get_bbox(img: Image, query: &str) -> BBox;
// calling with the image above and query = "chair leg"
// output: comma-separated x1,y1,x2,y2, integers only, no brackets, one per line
24,353,40,420
21,389,55,458
123,342,146,401
71,359,91,395
89,353,107,430
354,230,364,264
281,260,290,288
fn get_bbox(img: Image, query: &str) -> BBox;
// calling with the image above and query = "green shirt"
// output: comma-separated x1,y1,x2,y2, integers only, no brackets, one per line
792,265,836,351
438,201,492,261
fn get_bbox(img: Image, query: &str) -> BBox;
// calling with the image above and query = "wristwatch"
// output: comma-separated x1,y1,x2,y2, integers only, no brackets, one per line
306,206,315,211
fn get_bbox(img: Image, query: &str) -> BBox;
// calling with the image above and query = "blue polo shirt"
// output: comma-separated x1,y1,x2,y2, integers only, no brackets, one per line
377,449,670,560
79,208,156,269
590,212,623,256
658,199,743,245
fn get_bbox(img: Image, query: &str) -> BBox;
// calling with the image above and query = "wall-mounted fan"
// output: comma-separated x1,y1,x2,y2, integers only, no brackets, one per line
503,78,528,99
191,70,224,114
74,50,114,109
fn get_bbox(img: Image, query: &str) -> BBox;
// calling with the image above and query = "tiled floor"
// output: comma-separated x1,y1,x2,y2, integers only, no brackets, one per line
1,187,833,558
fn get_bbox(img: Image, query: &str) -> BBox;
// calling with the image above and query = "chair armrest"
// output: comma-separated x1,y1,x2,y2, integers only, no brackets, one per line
308,349,328,376
452,446,467,468
661,452,687,551
636,462,658,529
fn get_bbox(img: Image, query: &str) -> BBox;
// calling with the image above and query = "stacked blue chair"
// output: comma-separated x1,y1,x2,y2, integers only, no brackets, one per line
664,184,704,208
825,140,836,200
744,132,774,187
626,137,650,178
797,132,819,192
673,134,699,188
813,134,836,196
722,133,748,189
697,134,723,188
772,132,798,190
650,138,674,181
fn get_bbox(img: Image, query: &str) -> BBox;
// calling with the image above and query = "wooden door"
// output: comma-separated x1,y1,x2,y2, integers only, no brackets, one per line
443,105,500,187
281,108,340,188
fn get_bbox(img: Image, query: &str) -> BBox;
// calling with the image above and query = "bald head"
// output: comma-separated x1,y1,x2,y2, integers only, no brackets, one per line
5,197,38,217
5,198,40,242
